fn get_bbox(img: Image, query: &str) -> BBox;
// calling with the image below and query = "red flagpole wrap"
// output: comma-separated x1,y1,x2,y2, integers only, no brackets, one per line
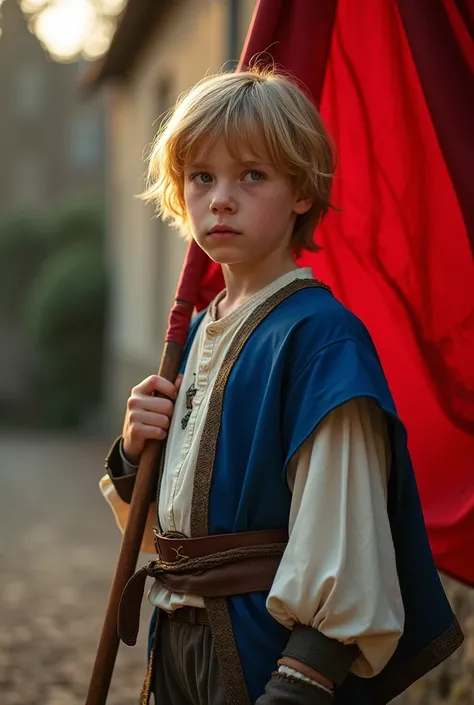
166,240,211,345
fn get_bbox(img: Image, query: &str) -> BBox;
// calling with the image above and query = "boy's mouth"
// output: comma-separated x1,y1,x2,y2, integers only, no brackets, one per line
207,224,241,239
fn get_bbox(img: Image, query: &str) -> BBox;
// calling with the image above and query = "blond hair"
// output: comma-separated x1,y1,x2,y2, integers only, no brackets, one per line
142,68,336,255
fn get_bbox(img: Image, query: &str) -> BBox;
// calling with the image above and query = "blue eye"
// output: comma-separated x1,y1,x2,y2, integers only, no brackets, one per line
243,170,265,182
191,172,213,184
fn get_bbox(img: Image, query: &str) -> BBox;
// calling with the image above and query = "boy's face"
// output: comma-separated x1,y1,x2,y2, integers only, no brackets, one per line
183,136,311,269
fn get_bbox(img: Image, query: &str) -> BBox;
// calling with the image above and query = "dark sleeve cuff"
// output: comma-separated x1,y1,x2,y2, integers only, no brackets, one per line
283,624,360,687
104,436,138,504
256,671,333,705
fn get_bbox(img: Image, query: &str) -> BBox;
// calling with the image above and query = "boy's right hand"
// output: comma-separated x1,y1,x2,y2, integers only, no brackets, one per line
122,374,183,465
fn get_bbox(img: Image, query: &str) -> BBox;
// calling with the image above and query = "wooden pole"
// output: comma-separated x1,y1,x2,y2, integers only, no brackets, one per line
84,341,182,705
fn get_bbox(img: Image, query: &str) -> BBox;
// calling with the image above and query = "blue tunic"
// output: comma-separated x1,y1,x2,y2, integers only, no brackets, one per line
150,283,461,704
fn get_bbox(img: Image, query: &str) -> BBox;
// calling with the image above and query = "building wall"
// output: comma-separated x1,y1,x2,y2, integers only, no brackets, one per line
105,0,256,429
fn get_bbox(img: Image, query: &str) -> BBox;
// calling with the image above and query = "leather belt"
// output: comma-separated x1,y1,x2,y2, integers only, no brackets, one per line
153,527,288,564
118,528,288,646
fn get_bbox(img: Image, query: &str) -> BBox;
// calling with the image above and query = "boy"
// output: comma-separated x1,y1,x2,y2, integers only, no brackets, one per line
102,69,462,705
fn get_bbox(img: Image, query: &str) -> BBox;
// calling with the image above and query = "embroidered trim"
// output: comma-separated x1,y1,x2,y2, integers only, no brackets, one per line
374,617,464,704
139,646,154,705
205,596,250,705
139,613,161,705
190,279,325,705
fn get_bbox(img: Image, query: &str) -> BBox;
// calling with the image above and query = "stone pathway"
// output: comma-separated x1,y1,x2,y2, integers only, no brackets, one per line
0,433,153,705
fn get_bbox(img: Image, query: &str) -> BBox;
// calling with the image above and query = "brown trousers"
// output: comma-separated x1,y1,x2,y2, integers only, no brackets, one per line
153,612,227,705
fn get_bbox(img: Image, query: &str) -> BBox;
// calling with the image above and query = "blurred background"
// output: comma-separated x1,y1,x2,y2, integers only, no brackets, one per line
0,0,472,703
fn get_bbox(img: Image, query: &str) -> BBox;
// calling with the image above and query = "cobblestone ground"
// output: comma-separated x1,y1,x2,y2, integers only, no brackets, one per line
0,433,472,704
0,433,153,705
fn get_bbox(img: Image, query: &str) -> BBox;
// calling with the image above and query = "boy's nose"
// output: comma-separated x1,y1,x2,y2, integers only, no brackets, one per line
209,191,237,215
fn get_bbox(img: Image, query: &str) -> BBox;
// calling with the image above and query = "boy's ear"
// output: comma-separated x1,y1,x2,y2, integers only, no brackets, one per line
293,196,313,215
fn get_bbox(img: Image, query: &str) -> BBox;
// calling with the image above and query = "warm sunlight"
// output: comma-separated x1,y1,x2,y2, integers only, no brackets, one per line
20,0,49,12
19,0,126,61
33,0,95,60
83,15,116,60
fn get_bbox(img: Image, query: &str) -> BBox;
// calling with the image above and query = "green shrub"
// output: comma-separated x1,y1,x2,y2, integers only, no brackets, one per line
0,200,108,428
0,211,52,319
24,239,108,427
49,198,106,248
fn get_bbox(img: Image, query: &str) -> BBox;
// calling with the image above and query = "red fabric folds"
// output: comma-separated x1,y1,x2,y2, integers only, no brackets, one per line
197,0,474,584
397,0,474,256
311,0,474,586
239,0,337,102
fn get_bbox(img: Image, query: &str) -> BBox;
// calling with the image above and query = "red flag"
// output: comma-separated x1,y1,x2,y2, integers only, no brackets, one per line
200,0,474,585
